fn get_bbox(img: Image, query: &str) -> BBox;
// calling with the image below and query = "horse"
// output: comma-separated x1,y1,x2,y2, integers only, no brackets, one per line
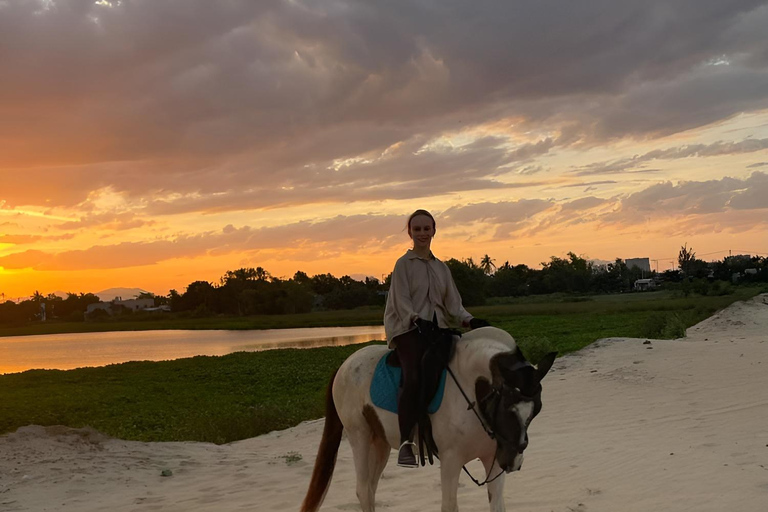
300,326,557,512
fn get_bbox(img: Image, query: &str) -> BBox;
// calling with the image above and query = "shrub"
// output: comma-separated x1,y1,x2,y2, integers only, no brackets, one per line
661,313,687,339
516,336,557,365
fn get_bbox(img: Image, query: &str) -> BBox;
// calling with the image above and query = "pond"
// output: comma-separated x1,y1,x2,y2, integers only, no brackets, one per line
0,325,386,374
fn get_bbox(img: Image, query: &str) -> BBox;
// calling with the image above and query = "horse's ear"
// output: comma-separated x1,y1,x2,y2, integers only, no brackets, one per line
536,352,558,381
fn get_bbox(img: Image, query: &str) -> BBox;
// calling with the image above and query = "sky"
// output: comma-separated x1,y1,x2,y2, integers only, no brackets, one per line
1,0,768,299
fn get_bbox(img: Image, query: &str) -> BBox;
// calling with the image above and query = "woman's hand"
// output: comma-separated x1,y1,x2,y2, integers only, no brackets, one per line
469,318,490,329
414,317,436,334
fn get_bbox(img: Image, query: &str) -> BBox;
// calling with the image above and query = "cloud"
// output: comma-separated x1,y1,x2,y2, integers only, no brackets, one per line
441,199,556,238
2,172,766,272
573,138,768,176
0,233,75,245
0,213,406,270
2,0,768,213
560,197,611,212
56,212,156,231
608,172,768,225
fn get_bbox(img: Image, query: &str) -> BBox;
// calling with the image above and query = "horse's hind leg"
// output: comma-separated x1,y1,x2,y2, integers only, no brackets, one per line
350,406,391,512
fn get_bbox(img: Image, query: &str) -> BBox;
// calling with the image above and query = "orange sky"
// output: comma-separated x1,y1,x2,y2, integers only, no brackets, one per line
2,1,768,299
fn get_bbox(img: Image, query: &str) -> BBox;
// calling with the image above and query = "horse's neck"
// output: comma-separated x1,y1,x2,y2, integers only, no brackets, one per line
452,338,512,386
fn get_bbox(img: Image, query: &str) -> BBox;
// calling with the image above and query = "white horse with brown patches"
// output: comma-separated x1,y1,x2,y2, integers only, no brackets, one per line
300,327,556,512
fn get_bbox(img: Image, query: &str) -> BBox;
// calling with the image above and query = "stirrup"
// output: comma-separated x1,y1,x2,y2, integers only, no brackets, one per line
397,441,418,468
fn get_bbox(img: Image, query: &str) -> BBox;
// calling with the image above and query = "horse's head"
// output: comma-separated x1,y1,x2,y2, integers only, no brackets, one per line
475,349,557,473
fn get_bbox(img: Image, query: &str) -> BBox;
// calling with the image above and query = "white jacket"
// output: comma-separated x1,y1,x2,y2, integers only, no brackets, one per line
384,249,473,347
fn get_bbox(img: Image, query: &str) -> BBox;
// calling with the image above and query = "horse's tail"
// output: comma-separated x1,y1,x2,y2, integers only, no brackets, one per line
300,368,343,512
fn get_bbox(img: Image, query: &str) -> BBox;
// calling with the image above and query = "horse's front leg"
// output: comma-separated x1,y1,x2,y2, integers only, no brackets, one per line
439,454,462,512
482,457,506,512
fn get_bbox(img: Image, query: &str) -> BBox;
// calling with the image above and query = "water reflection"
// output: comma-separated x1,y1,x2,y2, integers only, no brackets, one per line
242,333,384,351
0,326,385,374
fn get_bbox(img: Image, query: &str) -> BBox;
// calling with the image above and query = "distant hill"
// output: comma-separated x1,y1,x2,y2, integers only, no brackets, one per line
94,288,149,302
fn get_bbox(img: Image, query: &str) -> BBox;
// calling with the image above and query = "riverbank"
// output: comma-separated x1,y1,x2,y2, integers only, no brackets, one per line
2,294,766,511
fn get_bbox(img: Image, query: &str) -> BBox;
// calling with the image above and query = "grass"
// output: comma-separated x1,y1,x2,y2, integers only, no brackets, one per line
0,287,763,444
0,343,375,444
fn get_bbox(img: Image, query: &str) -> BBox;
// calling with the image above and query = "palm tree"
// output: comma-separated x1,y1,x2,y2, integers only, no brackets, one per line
480,254,496,275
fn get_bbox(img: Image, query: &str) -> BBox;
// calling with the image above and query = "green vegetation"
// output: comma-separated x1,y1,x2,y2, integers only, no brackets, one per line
3,246,765,333
1,288,762,444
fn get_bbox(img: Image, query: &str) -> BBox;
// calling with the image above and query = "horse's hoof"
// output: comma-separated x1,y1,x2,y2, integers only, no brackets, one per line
397,442,419,468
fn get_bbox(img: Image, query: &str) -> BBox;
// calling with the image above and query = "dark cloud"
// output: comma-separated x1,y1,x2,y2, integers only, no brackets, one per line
614,171,768,220
2,0,768,211
56,212,156,231
558,181,617,189
560,197,611,212
573,138,768,176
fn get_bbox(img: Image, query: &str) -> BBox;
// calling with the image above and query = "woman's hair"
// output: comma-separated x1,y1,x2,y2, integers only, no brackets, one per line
406,209,436,237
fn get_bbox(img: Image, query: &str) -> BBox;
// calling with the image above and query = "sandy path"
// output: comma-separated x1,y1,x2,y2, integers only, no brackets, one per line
2,294,767,511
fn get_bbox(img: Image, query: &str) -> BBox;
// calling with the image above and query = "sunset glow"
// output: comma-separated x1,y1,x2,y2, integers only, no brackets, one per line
2,1,768,299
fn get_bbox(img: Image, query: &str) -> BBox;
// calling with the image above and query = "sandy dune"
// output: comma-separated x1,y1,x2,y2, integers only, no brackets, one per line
2,294,767,511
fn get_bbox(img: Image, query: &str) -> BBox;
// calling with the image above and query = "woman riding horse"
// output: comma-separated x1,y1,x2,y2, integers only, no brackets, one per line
385,209,489,468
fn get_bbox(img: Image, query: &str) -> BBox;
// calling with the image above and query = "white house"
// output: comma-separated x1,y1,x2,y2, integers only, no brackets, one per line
86,298,156,315
633,278,656,291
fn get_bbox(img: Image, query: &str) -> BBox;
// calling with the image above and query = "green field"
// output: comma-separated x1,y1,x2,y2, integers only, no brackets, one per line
0,288,763,444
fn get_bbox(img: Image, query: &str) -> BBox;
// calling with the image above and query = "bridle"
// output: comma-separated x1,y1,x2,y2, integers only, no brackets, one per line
445,360,537,486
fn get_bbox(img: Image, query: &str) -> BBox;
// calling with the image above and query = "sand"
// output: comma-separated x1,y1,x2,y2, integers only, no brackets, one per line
2,294,767,511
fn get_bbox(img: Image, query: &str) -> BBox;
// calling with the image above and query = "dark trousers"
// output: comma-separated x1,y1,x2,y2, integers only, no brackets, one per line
393,329,427,444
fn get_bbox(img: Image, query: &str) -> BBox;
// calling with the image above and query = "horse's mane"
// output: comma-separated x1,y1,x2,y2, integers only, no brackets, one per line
453,327,518,378
458,327,517,354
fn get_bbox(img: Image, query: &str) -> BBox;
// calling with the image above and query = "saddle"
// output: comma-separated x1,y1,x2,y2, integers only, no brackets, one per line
386,321,459,467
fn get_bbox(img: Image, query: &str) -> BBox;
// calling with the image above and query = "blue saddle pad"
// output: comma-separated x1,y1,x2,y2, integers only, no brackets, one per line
369,351,447,414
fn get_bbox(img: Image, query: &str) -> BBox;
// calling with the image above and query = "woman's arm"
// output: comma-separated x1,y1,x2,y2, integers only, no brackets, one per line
386,258,419,327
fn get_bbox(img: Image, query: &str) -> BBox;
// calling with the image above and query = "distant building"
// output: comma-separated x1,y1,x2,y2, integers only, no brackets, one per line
625,258,651,273
117,298,155,311
634,278,656,291
86,298,155,316
589,259,612,272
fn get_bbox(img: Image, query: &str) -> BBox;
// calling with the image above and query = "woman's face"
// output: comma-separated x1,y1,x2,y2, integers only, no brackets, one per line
409,215,435,250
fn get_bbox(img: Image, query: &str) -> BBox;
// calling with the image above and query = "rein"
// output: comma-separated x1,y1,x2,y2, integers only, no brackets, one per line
444,366,506,486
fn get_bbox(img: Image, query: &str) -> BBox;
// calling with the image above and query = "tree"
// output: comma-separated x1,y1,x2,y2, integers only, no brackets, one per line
540,252,592,293
480,254,496,275
488,262,531,297
678,244,696,275
444,258,487,306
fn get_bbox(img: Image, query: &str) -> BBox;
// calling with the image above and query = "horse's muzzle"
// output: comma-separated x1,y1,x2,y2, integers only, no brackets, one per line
504,454,524,473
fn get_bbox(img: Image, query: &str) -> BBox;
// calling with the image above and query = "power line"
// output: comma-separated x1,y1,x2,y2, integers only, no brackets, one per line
732,250,768,256
650,249,768,261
